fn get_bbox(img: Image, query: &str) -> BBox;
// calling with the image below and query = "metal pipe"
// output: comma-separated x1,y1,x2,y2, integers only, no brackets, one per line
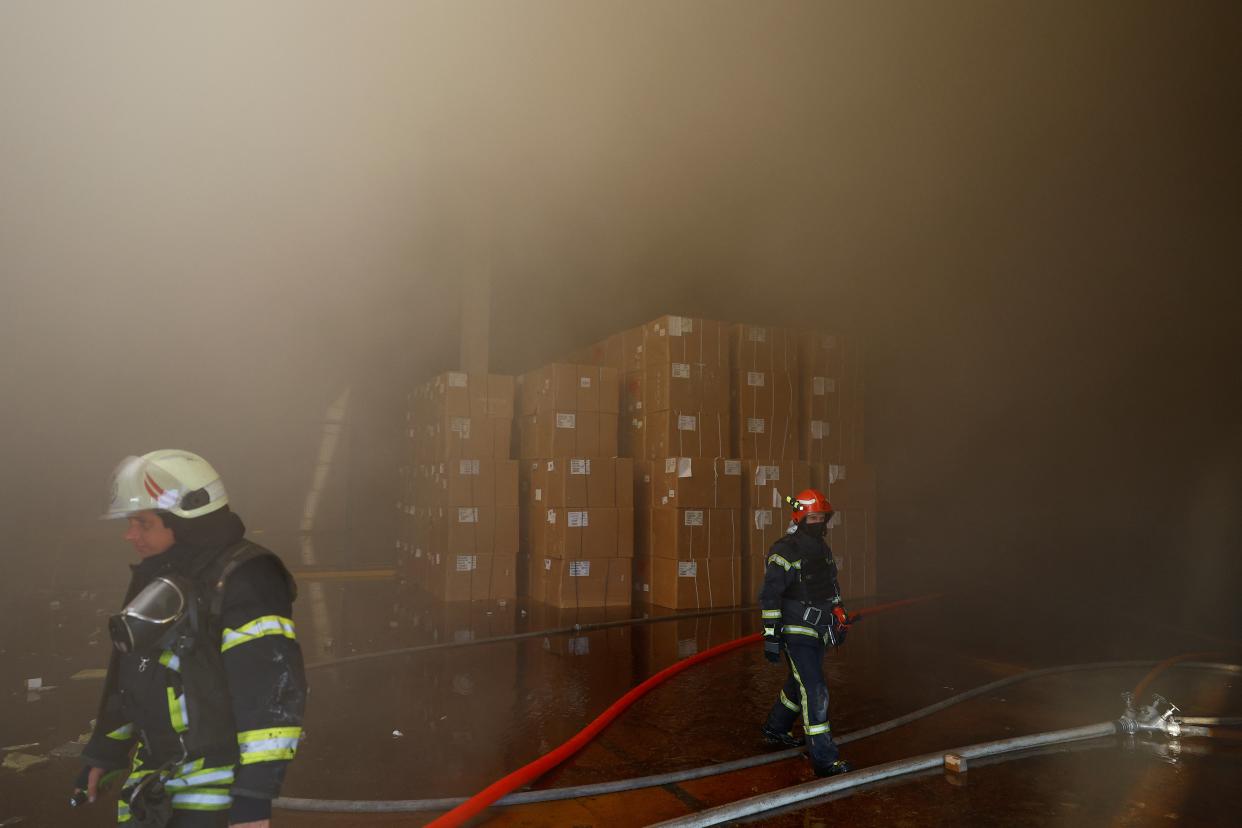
648,723,1119,828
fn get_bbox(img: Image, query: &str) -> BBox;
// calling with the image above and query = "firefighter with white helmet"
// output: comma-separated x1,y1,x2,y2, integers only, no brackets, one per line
77,450,307,827
758,488,852,777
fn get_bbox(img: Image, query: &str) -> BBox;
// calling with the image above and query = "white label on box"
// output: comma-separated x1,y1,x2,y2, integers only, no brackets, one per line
724,460,742,476
747,418,766,434
830,464,846,482
544,558,552,571
811,420,828,440
664,457,677,474
685,510,704,526
765,465,781,481
568,511,589,528
677,638,698,658
454,629,474,643
678,561,698,578
642,583,650,592
535,488,542,502
747,371,765,387
661,495,669,505
457,507,479,523
636,400,643,410
678,457,693,477
569,560,591,577
678,415,697,431
547,509,557,524
813,376,826,396
668,316,682,336
414,547,423,559
557,413,577,429
459,459,480,475
456,555,477,572
755,509,773,529
773,487,785,508
748,326,767,342
755,466,767,486
579,376,592,388
681,317,694,333
570,458,591,475
450,417,471,436
434,553,441,565
547,460,556,471
447,371,468,388
672,362,691,379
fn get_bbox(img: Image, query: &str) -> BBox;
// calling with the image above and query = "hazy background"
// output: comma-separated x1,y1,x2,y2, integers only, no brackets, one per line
2,1,1238,634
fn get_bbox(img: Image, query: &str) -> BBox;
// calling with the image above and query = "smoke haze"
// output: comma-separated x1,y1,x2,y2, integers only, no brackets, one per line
1,1,1238,630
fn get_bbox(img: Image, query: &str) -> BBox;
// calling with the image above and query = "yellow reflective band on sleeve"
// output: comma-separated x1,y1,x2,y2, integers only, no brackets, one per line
170,787,232,811
165,764,235,790
220,615,297,653
237,726,303,765
805,722,832,735
779,690,800,712
767,554,793,571
167,688,189,733
782,625,819,638
159,650,181,672
106,723,135,741
761,609,782,619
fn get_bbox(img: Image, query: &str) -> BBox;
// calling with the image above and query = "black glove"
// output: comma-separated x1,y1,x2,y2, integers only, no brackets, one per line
763,626,783,663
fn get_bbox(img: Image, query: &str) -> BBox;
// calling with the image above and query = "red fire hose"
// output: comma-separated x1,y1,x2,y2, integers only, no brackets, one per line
425,594,938,827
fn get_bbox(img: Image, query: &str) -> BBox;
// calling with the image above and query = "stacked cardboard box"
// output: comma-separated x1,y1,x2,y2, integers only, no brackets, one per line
812,461,878,601
740,460,813,601
633,456,744,609
398,372,518,601
517,363,620,458
731,324,800,462
523,457,635,608
798,333,866,463
513,362,631,608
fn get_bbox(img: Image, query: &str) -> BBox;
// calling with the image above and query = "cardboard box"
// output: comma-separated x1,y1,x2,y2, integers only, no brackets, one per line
642,410,730,460
645,362,730,413
430,459,519,507
826,509,877,600
641,316,730,368
735,414,797,462
519,364,620,416
426,553,517,602
811,462,877,510
519,411,619,459
416,415,512,461
535,556,632,608
427,505,520,557
623,370,645,417
635,556,742,609
651,457,743,508
731,324,799,372
646,507,742,560
541,507,635,559
529,458,634,508
734,368,797,422
423,372,515,419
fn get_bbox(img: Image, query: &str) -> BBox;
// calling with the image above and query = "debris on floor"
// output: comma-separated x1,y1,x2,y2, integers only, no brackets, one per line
1,753,48,773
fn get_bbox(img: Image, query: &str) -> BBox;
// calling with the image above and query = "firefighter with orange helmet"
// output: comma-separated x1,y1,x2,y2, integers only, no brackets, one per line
758,488,852,777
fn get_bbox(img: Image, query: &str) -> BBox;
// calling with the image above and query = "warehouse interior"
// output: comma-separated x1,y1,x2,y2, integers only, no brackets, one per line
1,1,1240,825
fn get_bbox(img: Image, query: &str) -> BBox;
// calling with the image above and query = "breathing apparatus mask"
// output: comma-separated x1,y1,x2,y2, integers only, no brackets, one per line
108,576,194,655
799,516,831,540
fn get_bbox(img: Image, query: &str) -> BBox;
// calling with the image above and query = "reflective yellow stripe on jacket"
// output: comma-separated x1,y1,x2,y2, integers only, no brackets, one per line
220,615,297,653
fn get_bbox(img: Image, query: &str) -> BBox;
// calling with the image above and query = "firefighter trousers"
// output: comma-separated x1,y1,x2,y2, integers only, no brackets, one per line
763,636,840,769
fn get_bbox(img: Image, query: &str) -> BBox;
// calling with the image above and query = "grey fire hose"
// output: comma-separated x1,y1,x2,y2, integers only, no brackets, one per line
273,659,1240,814
649,721,1122,828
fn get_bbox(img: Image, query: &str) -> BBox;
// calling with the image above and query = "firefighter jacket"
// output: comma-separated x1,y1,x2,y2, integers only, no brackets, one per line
82,511,307,823
758,526,843,644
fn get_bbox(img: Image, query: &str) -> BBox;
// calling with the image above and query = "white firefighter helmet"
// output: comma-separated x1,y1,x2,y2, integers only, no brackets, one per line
104,450,229,519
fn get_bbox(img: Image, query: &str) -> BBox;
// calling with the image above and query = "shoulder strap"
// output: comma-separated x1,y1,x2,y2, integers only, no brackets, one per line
204,540,298,618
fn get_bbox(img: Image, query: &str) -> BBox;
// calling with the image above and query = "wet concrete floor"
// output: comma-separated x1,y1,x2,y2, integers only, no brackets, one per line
1,578,1239,826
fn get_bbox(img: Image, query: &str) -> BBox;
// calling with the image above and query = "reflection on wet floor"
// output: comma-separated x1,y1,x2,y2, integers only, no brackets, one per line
1,579,1239,826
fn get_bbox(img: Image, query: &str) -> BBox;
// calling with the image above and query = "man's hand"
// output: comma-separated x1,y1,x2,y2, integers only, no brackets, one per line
232,821,271,828
763,626,783,664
